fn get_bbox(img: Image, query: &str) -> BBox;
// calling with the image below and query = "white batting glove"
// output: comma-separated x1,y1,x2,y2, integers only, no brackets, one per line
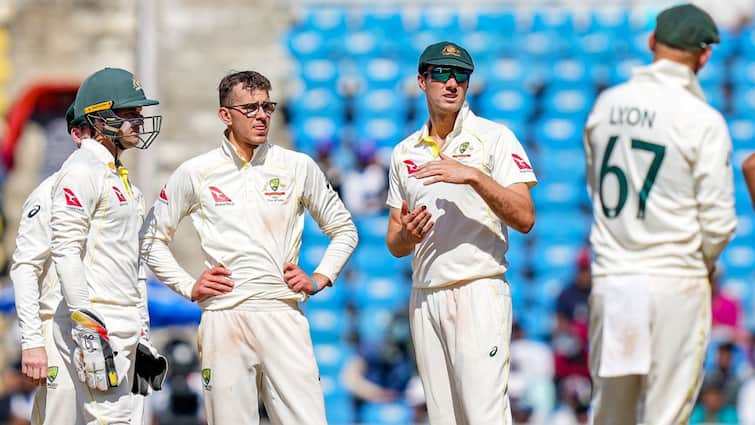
70,309,119,391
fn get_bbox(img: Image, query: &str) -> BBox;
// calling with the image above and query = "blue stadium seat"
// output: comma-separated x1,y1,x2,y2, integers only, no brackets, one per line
299,59,340,89
533,211,590,244
533,116,582,150
729,118,755,148
532,240,583,276
307,279,349,311
478,88,535,121
484,58,534,89
733,86,755,116
459,30,500,63
306,307,350,343
356,307,397,344
698,60,726,87
731,59,755,87
721,242,755,278
343,30,385,61
519,31,560,60
147,279,201,327
572,31,616,62
292,116,341,155
288,88,344,121
361,58,403,90
314,343,354,377
301,8,348,36
299,243,329,274
529,270,568,310
473,9,517,35
532,180,588,211
736,214,755,243
587,7,630,35
530,7,575,35
609,57,645,85
490,118,529,146
325,395,356,425
355,117,403,149
535,148,586,182
400,30,445,63
353,275,410,310
740,27,755,59
519,305,554,340
416,7,462,35
286,30,327,61
354,89,407,122
360,401,413,425
542,88,595,118
549,59,594,89
736,178,754,213
355,214,390,244
702,84,725,111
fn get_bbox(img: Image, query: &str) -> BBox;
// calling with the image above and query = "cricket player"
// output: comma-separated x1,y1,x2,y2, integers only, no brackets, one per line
583,5,737,424
49,67,165,425
140,70,358,425
386,41,537,425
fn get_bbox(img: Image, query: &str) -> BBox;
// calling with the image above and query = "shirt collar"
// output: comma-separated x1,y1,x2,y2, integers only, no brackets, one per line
81,138,117,172
631,59,706,101
220,133,269,168
415,102,472,155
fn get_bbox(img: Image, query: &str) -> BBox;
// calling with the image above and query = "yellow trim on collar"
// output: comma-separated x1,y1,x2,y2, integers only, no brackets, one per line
420,136,440,158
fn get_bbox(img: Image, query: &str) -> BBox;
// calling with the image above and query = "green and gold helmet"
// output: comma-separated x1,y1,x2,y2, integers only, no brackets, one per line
73,67,161,149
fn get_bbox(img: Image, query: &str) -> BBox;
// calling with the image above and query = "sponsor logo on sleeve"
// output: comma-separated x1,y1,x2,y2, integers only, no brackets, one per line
27,205,41,218
112,186,127,204
511,154,533,171
403,160,419,175
159,185,168,203
209,186,233,205
63,188,83,208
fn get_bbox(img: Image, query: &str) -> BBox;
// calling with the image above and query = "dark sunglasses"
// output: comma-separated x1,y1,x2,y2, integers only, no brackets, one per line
425,66,472,83
224,101,277,117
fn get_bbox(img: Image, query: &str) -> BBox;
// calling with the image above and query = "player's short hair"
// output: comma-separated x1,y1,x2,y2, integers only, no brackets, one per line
218,70,272,106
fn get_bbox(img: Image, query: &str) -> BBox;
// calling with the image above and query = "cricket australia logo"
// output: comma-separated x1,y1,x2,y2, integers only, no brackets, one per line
47,366,59,388
453,141,472,158
201,368,212,390
263,177,288,202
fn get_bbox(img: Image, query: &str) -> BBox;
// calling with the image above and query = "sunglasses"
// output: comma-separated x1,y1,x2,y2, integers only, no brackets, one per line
425,66,472,83
224,101,277,117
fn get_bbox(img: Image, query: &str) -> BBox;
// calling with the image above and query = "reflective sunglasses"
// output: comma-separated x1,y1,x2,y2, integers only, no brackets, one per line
224,101,278,117
425,66,471,83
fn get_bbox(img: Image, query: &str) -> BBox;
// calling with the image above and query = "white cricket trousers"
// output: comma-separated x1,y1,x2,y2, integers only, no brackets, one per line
410,277,513,425
50,303,141,425
589,276,711,425
197,301,327,425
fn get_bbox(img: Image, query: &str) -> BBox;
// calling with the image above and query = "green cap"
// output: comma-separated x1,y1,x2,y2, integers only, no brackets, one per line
73,67,159,122
654,4,719,51
418,41,474,73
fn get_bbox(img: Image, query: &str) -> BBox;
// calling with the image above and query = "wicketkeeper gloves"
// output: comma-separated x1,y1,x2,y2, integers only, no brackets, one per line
70,309,119,391
131,339,168,395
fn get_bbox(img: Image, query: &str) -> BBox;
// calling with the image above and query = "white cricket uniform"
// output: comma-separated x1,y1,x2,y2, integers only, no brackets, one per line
584,59,737,425
49,138,147,425
12,163,150,425
387,103,537,425
140,136,358,425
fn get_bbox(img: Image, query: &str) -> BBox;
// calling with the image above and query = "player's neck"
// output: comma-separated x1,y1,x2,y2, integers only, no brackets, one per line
226,131,256,162
428,112,458,147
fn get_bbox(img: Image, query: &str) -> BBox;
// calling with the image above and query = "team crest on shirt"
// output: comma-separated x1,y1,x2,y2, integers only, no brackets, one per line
453,141,472,158
263,177,289,202
112,186,128,204
511,154,533,171
47,366,59,388
201,368,212,390
209,186,233,206
63,188,82,208
159,185,168,203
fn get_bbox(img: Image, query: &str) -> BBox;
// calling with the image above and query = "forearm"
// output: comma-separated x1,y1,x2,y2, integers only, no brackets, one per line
470,171,534,233
10,265,44,350
141,237,195,300
386,230,414,258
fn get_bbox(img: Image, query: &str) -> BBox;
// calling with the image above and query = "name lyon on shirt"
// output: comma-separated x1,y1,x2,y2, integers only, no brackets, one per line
609,106,656,129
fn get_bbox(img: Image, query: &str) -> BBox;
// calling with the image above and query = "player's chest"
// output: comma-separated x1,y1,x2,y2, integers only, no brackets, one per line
401,138,490,193
94,176,140,226
198,166,301,218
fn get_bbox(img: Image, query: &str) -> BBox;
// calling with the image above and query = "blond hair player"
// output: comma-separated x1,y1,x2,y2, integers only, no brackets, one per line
386,41,536,425
583,4,737,424
140,70,358,425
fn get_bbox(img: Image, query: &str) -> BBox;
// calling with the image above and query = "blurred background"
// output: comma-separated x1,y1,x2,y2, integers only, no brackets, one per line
0,0,754,424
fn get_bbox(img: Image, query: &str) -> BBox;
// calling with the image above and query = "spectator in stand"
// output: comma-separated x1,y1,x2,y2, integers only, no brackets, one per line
704,341,745,406
551,375,591,425
690,373,739,424
341,140,388,217
0,360,36,425
340,311,414,417
509,321,555,423
553,248,591,387
314,139,342,196
150,339,205,425
710,267,745,342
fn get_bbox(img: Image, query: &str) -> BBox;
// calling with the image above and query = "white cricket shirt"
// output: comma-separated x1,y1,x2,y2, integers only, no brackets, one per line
50,139,144,311
584,59,736,277
387,103,537,288
140,136,358,310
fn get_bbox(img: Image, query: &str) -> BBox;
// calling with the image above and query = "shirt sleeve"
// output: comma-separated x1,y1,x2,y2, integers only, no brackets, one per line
693,114,737,270
139,164,198,300
134,186,150,337
386,147,404,209
491,127,537,188
301,155,358,284
50,162,102,311
10,187,51,350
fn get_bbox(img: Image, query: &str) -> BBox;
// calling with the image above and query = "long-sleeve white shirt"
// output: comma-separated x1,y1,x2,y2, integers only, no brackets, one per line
140,137,358,310
584,59,737,277
50,139,144,311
